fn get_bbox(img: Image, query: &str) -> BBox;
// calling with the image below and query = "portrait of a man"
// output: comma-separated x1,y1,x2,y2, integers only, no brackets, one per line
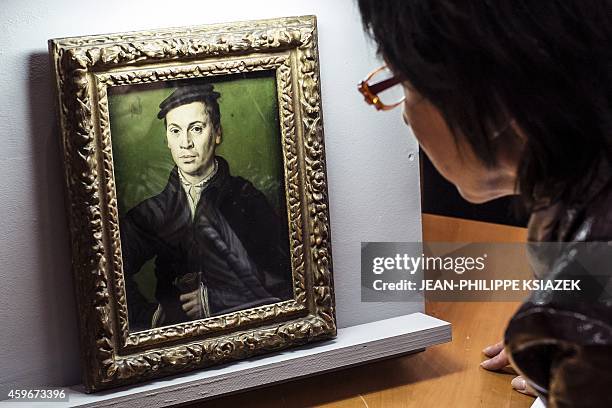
117,83,293,331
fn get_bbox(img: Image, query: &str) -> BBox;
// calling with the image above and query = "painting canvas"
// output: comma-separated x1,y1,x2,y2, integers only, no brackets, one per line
109,74,293,332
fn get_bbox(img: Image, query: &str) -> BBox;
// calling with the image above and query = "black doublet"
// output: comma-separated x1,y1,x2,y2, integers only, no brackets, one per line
120,157,292,330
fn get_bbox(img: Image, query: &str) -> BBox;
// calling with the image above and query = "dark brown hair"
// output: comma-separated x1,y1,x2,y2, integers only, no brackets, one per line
359,0,612,204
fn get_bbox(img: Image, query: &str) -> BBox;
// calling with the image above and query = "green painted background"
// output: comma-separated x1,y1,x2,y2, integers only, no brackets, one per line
108,73,286,304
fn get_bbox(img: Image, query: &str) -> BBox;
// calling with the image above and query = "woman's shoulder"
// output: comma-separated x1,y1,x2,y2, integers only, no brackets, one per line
528,157,612,242
575,176,612,242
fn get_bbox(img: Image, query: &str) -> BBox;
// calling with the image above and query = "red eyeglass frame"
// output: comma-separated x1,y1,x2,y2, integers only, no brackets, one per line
358,65,406,111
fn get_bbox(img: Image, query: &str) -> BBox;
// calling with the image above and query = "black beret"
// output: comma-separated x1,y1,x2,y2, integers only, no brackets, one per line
157,84,221,119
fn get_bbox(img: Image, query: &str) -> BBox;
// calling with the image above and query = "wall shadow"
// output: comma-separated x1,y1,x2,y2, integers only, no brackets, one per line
27,51,82,387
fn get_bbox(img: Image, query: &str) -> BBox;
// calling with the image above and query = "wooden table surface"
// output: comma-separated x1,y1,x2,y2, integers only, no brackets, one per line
191,214,535,408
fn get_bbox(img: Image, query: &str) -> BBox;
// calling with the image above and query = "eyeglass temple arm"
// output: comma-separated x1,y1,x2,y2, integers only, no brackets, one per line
368,75,403,95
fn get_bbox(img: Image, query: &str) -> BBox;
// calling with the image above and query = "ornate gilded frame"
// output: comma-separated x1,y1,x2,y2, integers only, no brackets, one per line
48,15,335,392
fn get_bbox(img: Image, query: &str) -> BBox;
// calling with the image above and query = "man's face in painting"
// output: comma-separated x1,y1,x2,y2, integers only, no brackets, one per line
165,101,221,179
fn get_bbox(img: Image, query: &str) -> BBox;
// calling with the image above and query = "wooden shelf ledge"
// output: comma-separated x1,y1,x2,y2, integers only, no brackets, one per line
35,313,450,408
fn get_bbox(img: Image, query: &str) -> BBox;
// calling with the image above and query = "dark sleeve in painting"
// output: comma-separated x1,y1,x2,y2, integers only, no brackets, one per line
226,177,293,301
119,202,161,331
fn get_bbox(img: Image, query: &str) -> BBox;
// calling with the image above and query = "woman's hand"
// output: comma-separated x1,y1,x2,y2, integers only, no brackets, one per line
481,341,538,397
480,341,508,370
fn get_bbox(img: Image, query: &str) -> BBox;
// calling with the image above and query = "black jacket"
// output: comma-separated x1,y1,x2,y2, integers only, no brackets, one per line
505,158,612,407
120,156,292,330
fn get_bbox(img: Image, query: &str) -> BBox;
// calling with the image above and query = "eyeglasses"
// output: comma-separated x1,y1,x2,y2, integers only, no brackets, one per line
358,65,406,111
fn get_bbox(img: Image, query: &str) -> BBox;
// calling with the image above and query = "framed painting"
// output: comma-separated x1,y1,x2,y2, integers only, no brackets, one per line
49,15,335,392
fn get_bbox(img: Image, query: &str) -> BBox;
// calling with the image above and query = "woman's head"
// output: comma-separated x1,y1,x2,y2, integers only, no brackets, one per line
359,0,612,204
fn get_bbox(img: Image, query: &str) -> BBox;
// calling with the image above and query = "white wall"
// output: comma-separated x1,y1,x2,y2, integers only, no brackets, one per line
0,0,422,395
